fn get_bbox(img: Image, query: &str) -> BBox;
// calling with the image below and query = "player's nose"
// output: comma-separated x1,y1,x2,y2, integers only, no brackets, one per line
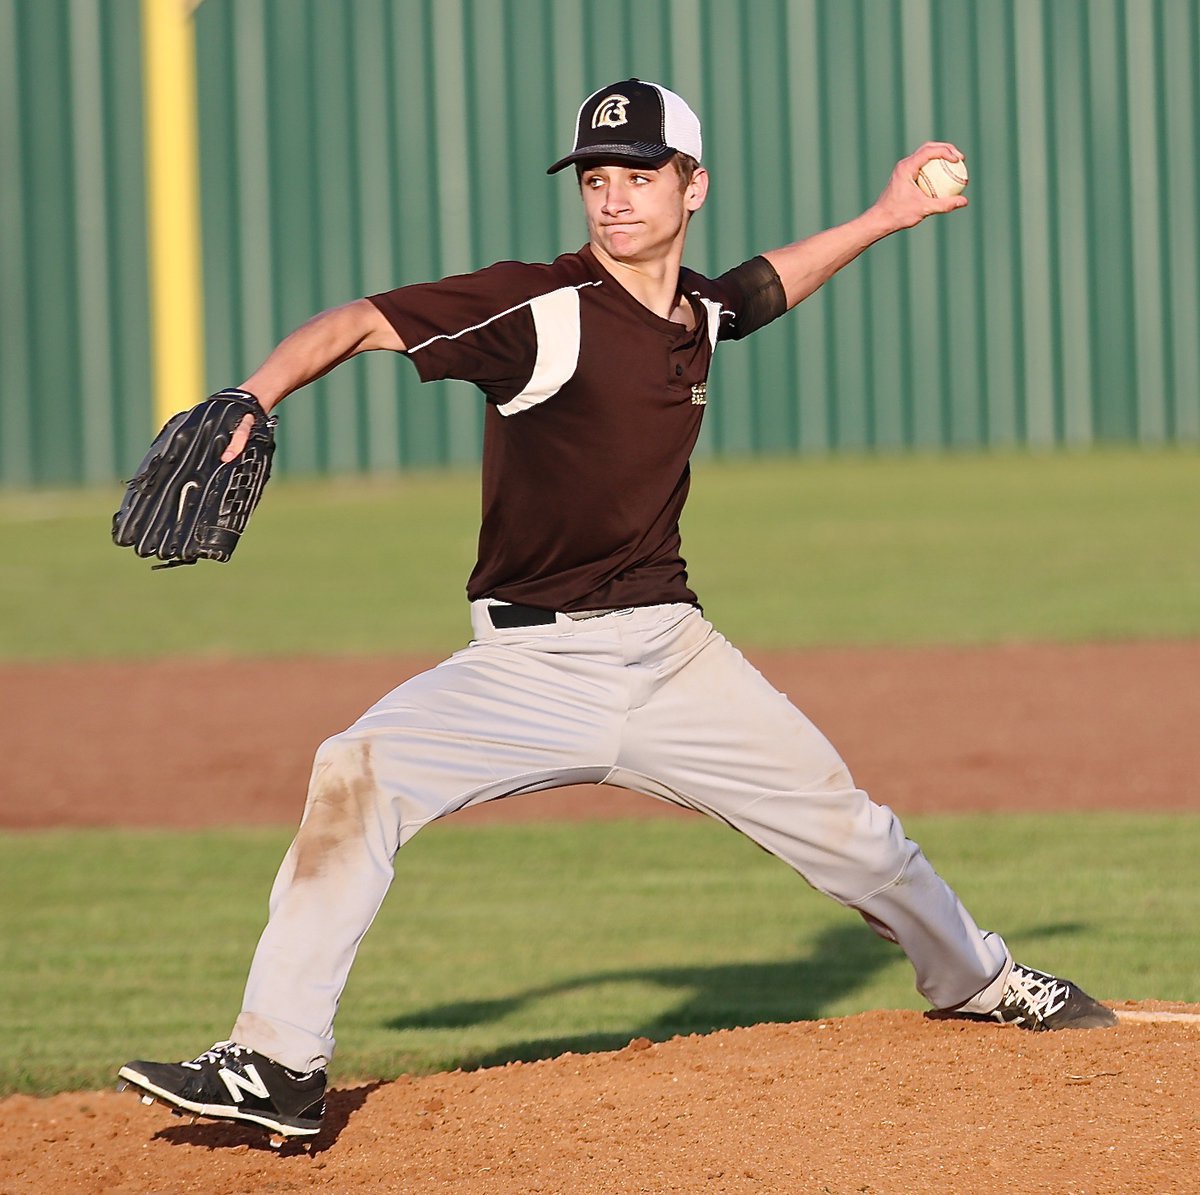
601,184,632,214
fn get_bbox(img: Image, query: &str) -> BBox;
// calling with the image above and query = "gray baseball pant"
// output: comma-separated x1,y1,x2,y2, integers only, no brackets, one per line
233,602,1010,1072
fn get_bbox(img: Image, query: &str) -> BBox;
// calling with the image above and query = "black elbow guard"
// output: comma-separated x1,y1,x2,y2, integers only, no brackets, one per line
714,256,787,341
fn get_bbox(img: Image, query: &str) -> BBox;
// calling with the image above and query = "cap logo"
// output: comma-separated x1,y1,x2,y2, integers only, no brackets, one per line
591,94,630,130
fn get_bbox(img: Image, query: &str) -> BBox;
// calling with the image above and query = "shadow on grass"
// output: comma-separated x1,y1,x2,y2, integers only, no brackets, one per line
387,919,1095,1070
388,921,902,1070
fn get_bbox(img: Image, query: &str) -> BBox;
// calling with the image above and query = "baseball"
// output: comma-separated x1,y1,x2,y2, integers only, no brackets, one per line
916,156,969,198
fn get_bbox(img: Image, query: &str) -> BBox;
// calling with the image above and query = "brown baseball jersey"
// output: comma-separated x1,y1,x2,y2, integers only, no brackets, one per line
369,244,781,612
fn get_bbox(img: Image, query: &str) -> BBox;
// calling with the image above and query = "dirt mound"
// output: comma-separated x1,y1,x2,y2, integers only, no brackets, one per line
5,640,1200,829
3,1005,1197,1193
4,641,1197,1192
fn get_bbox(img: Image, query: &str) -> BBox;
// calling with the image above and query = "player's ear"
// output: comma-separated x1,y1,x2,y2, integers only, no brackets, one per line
685,167,709,213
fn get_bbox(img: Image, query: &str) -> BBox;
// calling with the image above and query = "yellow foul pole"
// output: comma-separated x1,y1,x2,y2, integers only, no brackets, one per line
141,0,204,426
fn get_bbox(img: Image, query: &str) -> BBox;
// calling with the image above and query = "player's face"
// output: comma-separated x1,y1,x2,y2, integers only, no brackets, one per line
578,162,707,265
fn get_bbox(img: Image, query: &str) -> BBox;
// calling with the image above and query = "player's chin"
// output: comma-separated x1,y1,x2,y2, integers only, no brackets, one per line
602,228,641,250
600,229,654,262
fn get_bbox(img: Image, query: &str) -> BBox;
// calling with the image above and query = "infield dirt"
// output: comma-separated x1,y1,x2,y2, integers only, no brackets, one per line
2,640,1198,1193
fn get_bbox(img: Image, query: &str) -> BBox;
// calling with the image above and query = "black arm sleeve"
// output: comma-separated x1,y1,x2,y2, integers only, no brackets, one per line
714,256,788,341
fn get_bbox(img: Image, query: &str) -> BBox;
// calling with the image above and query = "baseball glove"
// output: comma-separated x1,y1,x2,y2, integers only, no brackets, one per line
112,388,277,568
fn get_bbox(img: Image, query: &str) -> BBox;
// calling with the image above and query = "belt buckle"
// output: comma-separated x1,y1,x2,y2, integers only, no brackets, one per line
565,607,627,621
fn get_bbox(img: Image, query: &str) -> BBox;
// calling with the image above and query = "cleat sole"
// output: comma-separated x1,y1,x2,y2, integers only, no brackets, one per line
116,1066,322,1140
116,1070,321,1142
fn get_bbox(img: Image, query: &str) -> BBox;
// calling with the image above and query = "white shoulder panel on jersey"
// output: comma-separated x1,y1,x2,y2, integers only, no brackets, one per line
697,296,724,353
497,285,591,417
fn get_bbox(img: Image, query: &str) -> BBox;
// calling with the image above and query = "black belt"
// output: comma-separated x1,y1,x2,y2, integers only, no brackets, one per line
487,603,624,629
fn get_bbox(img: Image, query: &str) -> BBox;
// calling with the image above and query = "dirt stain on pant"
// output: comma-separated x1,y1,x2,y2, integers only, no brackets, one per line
290,740,378,882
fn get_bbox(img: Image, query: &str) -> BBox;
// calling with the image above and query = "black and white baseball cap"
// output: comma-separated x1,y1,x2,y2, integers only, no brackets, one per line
546,79,703,174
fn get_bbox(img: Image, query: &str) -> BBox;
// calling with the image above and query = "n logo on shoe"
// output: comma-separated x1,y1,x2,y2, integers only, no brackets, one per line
219,1063,270,1103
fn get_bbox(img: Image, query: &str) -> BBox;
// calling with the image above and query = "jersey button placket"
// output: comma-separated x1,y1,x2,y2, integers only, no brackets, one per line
669,338,689,388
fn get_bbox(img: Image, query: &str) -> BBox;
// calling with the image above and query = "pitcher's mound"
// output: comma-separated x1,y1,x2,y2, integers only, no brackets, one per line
4,1004,1197,1194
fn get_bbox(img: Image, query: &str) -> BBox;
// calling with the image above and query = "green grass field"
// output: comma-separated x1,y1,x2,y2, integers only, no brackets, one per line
2,814,1197,1096
1,448,1197,659
1,448,1197,1096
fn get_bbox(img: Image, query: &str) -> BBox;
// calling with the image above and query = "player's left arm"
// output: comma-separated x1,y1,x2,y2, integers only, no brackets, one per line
762,141,967,312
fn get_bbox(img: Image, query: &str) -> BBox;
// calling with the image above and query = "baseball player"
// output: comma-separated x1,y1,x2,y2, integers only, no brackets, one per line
119,79,1115,1144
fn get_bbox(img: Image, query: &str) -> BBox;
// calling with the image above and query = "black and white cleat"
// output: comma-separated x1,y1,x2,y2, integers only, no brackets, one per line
116,1041,326,1144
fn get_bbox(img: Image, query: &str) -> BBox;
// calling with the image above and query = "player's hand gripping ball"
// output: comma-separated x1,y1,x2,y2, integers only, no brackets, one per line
916,156,969,199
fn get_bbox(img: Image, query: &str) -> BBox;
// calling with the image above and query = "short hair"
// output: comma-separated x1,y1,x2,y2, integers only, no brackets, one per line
669,153,700,189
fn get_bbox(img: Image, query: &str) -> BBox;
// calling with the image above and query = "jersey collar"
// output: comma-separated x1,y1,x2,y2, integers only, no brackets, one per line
578,244,700,338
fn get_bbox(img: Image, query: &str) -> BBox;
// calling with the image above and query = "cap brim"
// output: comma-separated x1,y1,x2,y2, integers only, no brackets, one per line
546,144,676,175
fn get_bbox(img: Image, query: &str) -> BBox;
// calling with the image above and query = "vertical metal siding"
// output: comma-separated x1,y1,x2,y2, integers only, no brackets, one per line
2,0,1198,486
1,0,150,487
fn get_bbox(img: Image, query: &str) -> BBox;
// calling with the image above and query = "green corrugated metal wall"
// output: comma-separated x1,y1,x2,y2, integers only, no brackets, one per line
3,0,1198,485
1,0,151,487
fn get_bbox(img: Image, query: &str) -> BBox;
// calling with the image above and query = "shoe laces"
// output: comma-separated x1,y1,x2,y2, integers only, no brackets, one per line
183,1040,249,1070
182,1040,322,1083
1001,965,1071,1027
